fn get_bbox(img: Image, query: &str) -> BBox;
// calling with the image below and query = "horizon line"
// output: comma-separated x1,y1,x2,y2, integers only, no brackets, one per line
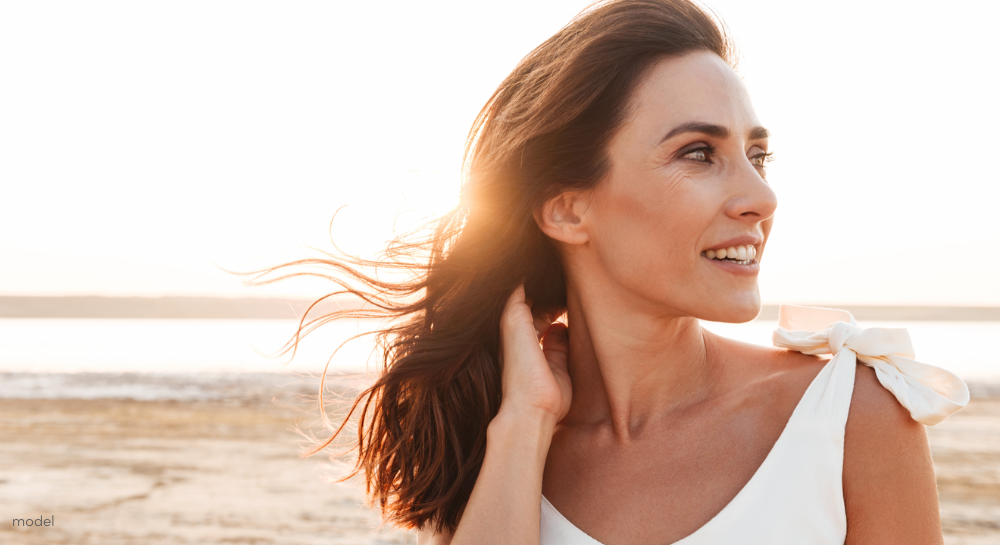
1,295,999,321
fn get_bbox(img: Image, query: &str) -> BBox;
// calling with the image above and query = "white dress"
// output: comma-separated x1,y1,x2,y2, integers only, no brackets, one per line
539,305,970,545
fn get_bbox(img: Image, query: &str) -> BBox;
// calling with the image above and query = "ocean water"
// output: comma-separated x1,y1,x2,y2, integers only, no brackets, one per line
0,318,997,399
0,318,384,374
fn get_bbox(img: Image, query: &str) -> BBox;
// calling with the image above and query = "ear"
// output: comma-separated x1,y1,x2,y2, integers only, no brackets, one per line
534,190,591,245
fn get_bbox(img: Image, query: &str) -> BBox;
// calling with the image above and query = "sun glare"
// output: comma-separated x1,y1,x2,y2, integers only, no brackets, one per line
0,0,996,304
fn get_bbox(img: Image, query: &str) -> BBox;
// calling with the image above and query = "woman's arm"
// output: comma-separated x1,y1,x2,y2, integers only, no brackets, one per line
419,286,572,545
418,409,557,545
843,365,943,545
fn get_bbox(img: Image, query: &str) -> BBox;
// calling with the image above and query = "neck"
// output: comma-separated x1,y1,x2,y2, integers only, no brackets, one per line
562,276,716,440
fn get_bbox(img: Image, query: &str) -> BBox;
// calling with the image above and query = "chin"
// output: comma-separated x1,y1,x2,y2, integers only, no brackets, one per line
700,290,761,323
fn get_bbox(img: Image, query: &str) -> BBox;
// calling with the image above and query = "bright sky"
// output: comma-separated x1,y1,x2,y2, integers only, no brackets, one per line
2,0,998,305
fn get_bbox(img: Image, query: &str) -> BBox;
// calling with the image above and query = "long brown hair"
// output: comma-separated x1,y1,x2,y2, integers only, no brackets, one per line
247,0,733,533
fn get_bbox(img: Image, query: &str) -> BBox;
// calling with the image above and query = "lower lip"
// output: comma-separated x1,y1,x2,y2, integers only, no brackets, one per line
703,256,760,276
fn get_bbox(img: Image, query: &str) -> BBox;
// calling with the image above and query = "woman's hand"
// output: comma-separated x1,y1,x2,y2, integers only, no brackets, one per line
440,286,570,545
498,285,572,424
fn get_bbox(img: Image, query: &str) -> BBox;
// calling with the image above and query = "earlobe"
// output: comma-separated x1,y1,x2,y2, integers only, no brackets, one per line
535,191,590,245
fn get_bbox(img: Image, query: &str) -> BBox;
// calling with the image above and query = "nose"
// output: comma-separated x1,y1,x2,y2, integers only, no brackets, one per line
724,160,777,223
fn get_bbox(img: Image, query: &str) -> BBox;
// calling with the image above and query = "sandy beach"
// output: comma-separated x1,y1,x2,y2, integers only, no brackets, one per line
1,394,997,544
0,394,415,544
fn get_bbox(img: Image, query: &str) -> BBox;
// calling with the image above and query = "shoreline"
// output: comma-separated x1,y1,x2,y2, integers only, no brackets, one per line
4,296,1000,321
3,371,997,401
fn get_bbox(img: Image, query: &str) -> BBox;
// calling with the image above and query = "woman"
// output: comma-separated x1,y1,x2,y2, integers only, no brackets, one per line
261,0,969,543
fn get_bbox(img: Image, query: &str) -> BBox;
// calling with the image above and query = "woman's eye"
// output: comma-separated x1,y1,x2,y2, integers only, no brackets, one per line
750,151,773,168
682,148,710,162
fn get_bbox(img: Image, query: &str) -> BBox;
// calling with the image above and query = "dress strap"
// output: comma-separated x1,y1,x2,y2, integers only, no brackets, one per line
772,305,969,426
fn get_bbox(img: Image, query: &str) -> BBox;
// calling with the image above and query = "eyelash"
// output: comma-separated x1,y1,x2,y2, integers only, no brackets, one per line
682,146,774,169
682,145,716,163
750,151,774,168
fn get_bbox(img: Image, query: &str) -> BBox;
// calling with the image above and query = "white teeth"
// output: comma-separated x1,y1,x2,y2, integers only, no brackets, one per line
703,244,758,264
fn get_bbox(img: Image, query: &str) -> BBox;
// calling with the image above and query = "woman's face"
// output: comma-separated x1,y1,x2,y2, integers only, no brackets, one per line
586,50,777,323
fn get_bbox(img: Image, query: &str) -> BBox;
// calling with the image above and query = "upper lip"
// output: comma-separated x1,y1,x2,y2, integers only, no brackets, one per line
703,234,764,253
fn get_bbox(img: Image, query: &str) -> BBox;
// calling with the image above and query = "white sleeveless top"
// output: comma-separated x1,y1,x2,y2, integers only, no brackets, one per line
539,305,970,545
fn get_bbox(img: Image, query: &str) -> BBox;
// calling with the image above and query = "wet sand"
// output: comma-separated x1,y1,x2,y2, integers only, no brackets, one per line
1,396,997,544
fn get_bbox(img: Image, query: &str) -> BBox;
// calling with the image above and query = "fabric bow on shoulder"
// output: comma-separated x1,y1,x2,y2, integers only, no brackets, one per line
772,305,969,425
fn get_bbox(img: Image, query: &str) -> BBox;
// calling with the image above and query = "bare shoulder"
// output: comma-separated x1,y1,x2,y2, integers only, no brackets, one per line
704,328,827,384
843,365,943,545
847,364,918,432
846,365,932,465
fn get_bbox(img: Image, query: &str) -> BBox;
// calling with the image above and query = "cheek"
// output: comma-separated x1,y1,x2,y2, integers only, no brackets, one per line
762,216,774,239
589,171,711,287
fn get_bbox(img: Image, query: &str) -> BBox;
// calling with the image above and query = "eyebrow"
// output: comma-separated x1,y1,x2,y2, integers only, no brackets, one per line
659,122,770,143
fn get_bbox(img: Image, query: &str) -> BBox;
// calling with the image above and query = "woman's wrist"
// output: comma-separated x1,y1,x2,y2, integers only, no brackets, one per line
488,405,558,449
452,400,556,544
493,402,558,429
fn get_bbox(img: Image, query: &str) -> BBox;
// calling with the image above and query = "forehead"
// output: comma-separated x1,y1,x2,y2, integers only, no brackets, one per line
624,50,760,141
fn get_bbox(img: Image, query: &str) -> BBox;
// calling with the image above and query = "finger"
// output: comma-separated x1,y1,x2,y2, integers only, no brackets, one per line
541,322,569,370
504,284,526,312
532,305,565,337
532,313,554,341
501,285,531,332
541,322,569,356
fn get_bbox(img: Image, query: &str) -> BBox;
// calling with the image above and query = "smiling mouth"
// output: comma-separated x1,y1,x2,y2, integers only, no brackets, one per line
701,244,757,265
